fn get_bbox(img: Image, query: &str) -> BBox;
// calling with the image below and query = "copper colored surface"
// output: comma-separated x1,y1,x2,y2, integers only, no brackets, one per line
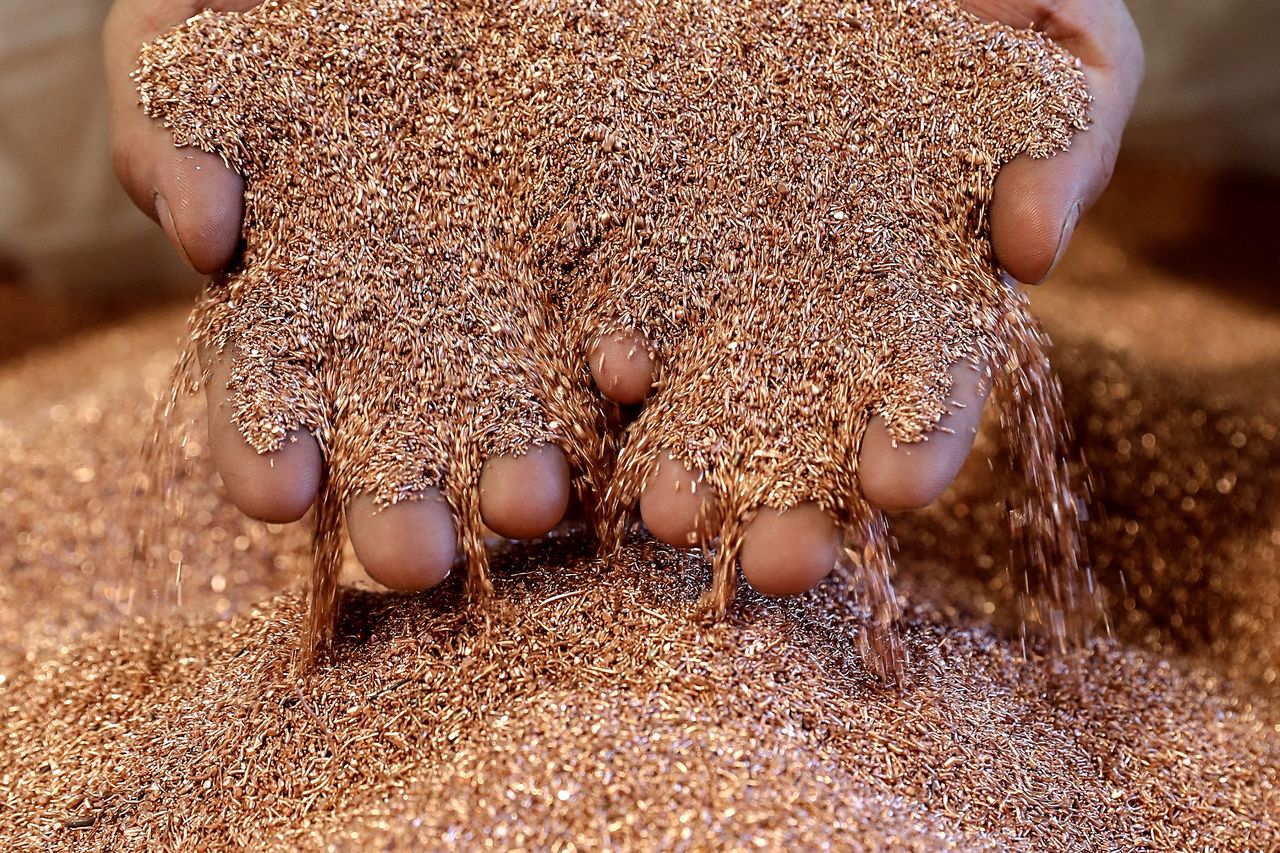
1,0,1278,847
3,538,1279,850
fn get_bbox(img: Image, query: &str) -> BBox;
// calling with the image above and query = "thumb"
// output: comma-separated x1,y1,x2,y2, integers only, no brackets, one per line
104,0,248,273
151,146,246,274
987,0,1144,284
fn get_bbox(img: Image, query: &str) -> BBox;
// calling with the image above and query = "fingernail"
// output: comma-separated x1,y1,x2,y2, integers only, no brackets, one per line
155,194,197,272
1036,202,1080,284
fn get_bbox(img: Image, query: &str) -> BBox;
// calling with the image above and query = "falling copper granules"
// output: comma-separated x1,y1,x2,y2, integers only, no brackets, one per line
135,0,1095,672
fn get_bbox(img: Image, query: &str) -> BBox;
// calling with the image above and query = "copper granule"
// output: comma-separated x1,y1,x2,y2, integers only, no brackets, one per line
134,0,1096,672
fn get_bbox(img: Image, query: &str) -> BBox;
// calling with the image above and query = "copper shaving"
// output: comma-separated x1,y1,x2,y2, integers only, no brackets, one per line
135,0,1094,674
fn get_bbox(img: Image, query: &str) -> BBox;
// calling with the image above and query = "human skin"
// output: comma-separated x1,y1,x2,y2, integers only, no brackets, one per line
105,0,1142,594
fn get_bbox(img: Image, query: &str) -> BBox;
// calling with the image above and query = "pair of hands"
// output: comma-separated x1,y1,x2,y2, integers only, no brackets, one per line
104,0,1143,591
107,0,1142,284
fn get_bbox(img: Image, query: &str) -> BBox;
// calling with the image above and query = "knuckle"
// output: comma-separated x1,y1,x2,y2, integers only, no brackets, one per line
1091,134,1119,190
1031,0,1072,29
1000,0,1075,33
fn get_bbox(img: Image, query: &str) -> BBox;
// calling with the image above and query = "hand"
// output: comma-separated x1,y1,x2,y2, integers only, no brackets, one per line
629,1,1143,598
105,0,1142,284
858,0,1144,517
105,0,1144,599
966,0,1145,284
106,1,327,535
104,0,260,274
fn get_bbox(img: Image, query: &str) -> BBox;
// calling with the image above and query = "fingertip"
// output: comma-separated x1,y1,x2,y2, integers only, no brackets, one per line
347,493,457,592
639,451,718,548
739,504,841,597
204,349,322,523
860,362,991,512
156,148,245,274
479,444,571,539
588,330,657,405
859,416,948,512
209,423,324,524
990,155,1079,285
104,0,248,274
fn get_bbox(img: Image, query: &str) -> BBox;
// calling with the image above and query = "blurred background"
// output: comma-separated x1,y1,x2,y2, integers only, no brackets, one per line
0,0,1277,359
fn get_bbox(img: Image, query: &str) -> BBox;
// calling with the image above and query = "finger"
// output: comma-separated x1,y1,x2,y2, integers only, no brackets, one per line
859,360,993,512
587,330,657,405
346,492,457,592
638,451,719,547
202,346,323,523
104,0,258,272
738,504,841,597
967,0,1144,282
989,63,1137,283
478,444,571,540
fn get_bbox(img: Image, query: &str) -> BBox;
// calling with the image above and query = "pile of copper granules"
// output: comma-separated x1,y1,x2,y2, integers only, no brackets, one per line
135,0,1096,668
4,540,1279,850
3,176,1280,846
